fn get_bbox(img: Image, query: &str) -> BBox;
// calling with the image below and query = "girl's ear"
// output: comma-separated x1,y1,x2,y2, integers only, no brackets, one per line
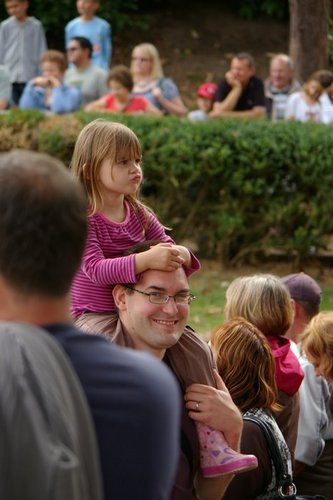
82,163,90,180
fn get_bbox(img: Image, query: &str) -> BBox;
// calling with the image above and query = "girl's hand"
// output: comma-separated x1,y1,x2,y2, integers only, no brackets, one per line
152,87,162,100
173,245,191,267
135,243,185,273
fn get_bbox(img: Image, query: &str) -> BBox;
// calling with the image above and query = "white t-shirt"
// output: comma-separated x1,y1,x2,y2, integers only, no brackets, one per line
285,92,322,123
320,92,333,124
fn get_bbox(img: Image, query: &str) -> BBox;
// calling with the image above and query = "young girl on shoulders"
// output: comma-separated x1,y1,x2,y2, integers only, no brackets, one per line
70,118,196,328
70,118,257,479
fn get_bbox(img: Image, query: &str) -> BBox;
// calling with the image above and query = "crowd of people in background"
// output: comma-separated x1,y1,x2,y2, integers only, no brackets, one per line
1,0,333,123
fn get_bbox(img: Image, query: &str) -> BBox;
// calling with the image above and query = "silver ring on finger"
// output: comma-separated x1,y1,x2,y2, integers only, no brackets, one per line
195,402,200,411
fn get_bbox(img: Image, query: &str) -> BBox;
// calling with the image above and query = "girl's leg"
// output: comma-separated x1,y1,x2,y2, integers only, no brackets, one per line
167,327,258,476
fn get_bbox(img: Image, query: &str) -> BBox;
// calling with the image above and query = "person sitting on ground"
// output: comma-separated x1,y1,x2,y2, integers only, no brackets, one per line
264,53,301,120
64,36,108,106
0,149,182,500
285,75,323,123
0,64,11,110
130,43,188,116
210,52,266,119
85,65,161,114
111,241,247,500
224,274,304,462
19,50,81,114
211,318,292,500
188,82,218,122
282,272,333,499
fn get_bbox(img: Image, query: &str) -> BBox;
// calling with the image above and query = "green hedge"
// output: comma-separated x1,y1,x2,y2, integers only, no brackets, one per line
1,110,333,266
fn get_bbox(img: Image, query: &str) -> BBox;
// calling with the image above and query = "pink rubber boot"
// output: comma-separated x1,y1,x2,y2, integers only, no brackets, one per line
196,422,258,477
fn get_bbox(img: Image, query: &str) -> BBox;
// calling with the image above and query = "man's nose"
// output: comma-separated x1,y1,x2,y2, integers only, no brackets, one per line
161,297,178,314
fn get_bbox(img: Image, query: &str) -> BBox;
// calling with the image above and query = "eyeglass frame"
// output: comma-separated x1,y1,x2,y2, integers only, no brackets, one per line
125,285,196,305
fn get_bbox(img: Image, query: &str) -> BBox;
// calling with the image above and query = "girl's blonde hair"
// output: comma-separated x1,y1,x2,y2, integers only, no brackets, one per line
211,318,280,413
300,311,333,380
71,119,144,215
224,274,293,338
131,43,164,80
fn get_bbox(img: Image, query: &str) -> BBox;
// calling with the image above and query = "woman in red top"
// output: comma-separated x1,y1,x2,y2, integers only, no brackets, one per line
85,65,161,115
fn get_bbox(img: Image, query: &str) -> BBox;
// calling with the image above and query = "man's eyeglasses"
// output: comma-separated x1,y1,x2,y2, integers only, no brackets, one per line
67,47,80,52
131,57,151,63
125,286,195,305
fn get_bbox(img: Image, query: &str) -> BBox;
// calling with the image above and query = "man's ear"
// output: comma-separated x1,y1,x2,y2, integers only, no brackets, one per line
113,284,127,311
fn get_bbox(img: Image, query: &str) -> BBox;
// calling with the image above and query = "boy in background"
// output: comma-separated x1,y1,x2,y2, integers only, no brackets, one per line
19,50,81,114
65,0,111,70
188,82,217,121
0,0,47,105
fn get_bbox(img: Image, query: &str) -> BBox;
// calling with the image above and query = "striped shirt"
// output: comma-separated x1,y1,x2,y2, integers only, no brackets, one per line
71,201,199,318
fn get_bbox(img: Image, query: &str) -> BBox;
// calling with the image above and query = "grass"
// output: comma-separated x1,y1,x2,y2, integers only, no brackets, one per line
188,260,333,338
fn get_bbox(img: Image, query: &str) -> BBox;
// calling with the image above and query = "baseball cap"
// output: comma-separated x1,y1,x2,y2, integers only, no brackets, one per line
281,272,322,305
197,82,218,101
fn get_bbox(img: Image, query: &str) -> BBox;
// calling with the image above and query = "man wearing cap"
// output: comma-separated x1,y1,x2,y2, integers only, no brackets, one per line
282,272,333,499
188,82,217,121
210,52,266,118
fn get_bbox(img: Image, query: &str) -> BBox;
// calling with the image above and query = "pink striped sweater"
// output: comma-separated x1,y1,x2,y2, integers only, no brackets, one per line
71,201,200,318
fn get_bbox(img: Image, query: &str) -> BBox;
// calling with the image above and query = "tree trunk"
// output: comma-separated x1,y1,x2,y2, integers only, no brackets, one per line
289,0,330,82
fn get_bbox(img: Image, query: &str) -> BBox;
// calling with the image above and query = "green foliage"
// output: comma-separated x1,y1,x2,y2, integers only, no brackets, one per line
233,0,289,20
1,111,333,267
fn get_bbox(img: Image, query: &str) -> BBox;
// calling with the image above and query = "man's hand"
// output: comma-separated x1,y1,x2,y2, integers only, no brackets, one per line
185,370,243,450
225,70,242,89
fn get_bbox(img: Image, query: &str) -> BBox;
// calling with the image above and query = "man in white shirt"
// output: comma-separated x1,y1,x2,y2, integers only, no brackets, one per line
64,36,108,106
282,272,333,499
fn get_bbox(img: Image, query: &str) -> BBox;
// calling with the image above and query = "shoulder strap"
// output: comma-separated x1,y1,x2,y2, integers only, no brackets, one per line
243,414,296,499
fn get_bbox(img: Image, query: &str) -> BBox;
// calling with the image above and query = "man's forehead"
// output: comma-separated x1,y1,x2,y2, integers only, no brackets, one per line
271,59,289,70
232,58,250,67
137,268,189,289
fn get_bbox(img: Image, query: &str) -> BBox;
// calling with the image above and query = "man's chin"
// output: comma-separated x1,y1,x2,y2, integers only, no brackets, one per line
161,331,183,348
